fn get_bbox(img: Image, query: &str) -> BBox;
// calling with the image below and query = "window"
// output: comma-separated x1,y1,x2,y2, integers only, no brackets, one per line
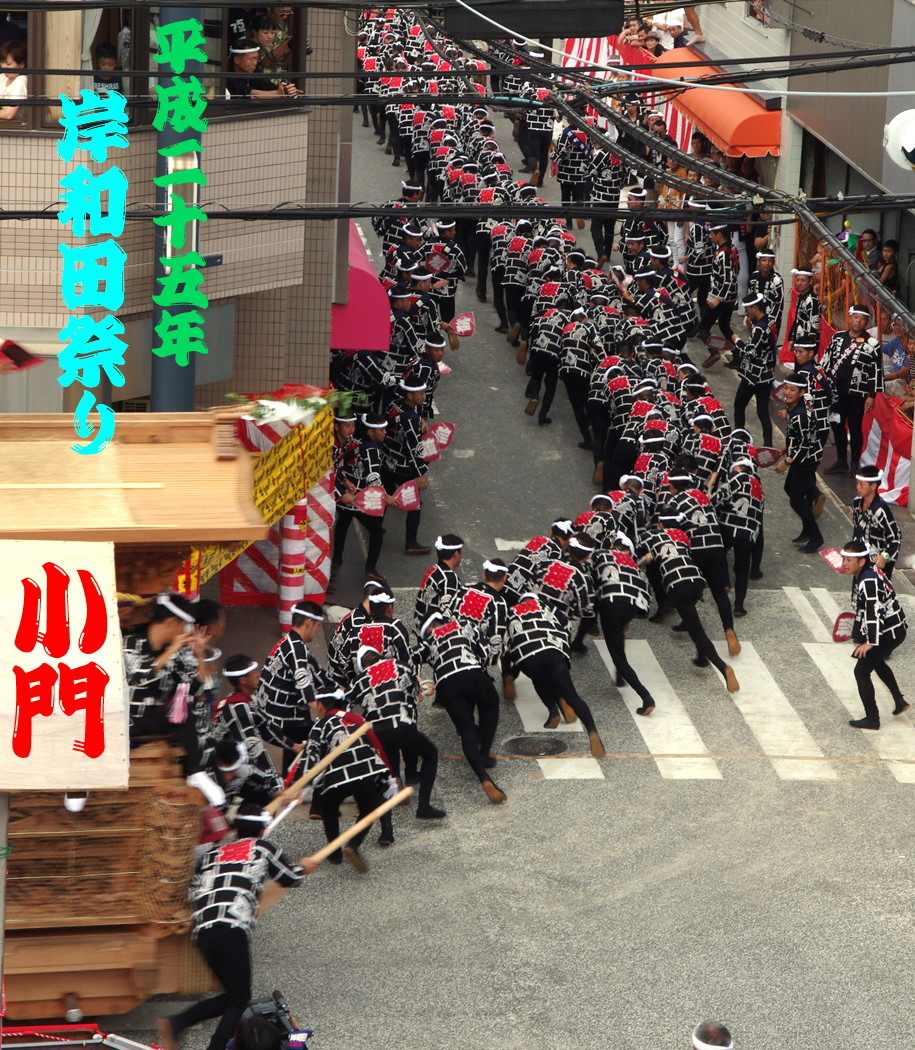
747,0,771,26
0,9,32,129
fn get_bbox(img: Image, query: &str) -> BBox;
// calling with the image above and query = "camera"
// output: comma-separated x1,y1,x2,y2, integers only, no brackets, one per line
241,991,312,1050
304,40,313,56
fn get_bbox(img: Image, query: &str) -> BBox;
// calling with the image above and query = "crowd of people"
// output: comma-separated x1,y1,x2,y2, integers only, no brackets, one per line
109,12,915,1049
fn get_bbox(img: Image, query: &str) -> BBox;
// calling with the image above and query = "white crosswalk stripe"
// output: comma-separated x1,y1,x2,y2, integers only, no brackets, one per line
804,642,915,784
594,639,722,780
537,757,605,779
783,586,832,643
810,588,844,623
513,674,582,733
724,642,838,780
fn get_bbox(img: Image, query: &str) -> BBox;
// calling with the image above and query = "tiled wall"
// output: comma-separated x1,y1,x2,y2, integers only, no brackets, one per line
0,8,347,407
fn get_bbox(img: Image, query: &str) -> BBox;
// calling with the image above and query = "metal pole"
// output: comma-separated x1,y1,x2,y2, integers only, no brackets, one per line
150,5,204,412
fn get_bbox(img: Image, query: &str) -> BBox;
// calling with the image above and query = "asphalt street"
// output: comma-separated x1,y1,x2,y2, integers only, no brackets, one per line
102,114,915,1050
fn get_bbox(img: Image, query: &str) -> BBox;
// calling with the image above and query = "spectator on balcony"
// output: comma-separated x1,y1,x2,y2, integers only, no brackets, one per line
689,130,711,162
882,316,910,397
263,6,295,77
617,20,649,49
642,32,666,59
92,42,123,97
0,38,27,120
876,239,900,296
857,229,880,272
651,7,685,50
226,37,302,99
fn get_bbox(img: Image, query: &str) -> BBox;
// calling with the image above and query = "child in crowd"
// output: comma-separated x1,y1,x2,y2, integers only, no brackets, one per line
93,41,124,97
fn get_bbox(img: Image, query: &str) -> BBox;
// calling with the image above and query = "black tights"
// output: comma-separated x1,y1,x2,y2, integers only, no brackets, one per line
831,391,867,465
320,780,383,862
436,669,500,782
733,379,773,447
333,509,385,574
854,637,906,722
598,599,654,706
518,650,597,733
169,925,251,1050
669,581,728,678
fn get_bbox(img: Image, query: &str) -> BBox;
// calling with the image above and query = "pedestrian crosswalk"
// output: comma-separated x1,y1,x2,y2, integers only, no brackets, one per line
386,585,915,784
511,585,914,784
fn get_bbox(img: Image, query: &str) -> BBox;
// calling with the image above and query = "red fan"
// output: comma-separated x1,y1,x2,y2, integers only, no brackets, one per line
705,334,733,353
426,249,452,274
451,311,476,337
819,548,845,573
0,339,43,371
426,421,454,450
420,432,441,462
393,480,421,511
756,446,785,468
770,383,787,404
549,160,559,179
353,486,388,516
832,612,855,642
437,362,452,375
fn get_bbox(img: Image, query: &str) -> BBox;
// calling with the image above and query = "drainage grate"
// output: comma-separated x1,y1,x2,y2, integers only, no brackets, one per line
502,736,569,757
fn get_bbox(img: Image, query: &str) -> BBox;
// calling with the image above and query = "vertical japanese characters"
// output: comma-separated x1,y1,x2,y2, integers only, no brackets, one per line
13,562,109,759
57,90,130,455
152,18,210,368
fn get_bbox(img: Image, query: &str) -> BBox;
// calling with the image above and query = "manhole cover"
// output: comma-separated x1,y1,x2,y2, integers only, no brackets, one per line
502,736,569,757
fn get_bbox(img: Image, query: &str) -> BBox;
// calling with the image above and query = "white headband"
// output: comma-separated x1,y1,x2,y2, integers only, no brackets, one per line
291,604,324,621
420,612,444,636
552,519,573,533
839,547,868,558
435,536,464,551
356,644,381,665
367,591,396,604
855,471,882,483
568,537,594,552
230,45,259,54
618,474,641,487
483,560,507,573
218,743,246,772
157,594,196,623
849,307,871,316
693,1039,732,1050
237,810,272,824
615,532,635,552
223,660,258,678
791,268,813,276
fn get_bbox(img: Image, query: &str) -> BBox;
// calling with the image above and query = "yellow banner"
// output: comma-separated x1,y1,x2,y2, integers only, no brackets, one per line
176,408,334,592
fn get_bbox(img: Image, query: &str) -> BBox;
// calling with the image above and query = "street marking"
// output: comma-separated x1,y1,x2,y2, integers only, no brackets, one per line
726,642,837,780
494,538,526,551
804,642,915,784
452,449,475,458
513,673,583,732
594,639,721,779
537,757,605,779
783,586,832,643
810,588,843,623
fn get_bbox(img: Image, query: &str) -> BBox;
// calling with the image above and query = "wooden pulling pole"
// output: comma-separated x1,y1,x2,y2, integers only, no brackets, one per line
302,787,413,865
265,721,372,814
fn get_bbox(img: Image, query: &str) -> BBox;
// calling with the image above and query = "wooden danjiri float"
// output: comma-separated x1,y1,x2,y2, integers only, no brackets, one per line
0,406,330,1022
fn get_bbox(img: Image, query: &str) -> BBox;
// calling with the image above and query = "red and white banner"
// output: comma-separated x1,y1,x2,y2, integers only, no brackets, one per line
561,36,696,149
862,393,911,506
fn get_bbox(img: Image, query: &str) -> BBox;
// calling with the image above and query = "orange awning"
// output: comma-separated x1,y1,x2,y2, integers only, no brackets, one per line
650,48,780,158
